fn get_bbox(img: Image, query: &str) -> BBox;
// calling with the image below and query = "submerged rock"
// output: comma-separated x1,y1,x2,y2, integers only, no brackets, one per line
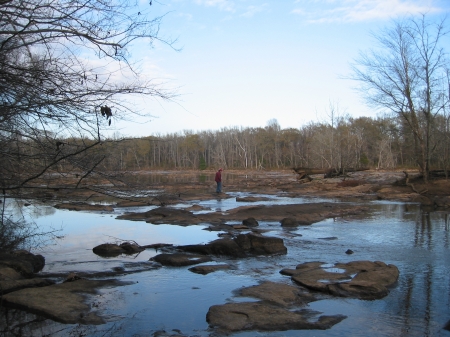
151,253,212,267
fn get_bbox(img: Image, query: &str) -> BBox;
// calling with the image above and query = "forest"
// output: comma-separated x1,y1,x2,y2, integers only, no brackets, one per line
91,113,450,173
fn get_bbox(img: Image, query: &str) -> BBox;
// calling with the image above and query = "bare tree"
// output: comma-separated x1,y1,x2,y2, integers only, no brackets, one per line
0,0,175,248
0,0,175,194
351,14,449,182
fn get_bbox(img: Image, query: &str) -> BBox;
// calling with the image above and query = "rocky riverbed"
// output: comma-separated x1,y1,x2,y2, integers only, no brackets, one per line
1,169,450,336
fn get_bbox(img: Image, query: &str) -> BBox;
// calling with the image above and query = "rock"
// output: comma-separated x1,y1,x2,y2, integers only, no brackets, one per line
238,281,316,307
231,225,249,230
434,196,450,208
54,202,114,212
188,264,230,275
179,233,287,257
0,251,45,277
92,243,125,257
151,253,212,267
186,204,205,211
152,330,188,337
1,279,126,324
141,243,174,250
444,320,450,331
63,273,83,283
411,195,433,205
0,278,55,295
290,260,399,300
0,267,22,281
117,207,196,224
236,196,270,202
234,232,287,255
206,302,346,332
319,237,338,240
242,217,259,227
115,200,151,207
180,239,245,258
119,242,145,253
116,202,368,226
92,242,144,256
345,249,354,254
280,217,298,227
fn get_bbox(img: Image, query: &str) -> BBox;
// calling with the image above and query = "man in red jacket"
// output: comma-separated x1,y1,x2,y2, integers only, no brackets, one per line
215,168,223,193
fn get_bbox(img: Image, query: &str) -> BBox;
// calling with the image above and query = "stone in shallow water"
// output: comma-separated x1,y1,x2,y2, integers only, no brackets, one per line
188,264,230,275
206,302,346,332
289,260,399,300
151,253,212,266
2,279,126,324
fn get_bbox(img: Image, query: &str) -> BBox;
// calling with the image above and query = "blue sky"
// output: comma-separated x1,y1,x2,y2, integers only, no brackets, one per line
115,0,450,137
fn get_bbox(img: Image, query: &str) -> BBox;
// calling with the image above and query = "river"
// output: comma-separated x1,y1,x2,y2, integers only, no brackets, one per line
2,194,450,337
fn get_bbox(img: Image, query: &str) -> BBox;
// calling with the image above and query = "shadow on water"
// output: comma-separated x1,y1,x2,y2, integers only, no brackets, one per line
1,197,450,336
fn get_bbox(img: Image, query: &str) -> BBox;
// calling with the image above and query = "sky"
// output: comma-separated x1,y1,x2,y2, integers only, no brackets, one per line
113,0,450,137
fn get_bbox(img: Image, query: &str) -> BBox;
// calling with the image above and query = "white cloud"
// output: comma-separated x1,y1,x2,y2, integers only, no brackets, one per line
240,4,269,18
291,0,443,23
194,0,235,12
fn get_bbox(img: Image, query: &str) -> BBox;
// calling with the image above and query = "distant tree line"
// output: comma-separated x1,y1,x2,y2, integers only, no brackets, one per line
90,114,450,174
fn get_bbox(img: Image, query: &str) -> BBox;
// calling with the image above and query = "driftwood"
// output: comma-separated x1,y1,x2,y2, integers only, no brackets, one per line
292,167,370,180
402,171,427,195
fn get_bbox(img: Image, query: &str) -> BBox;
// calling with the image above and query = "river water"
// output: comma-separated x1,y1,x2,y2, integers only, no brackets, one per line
2,194,450,337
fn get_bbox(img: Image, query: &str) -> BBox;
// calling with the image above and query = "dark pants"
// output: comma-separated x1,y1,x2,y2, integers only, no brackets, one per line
216,182,222,193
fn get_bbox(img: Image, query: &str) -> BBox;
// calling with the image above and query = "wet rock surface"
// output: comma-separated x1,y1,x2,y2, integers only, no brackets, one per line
282,260,399,300
188,264,230,274
178,232,287,257
54,202,114,212
92,242,145,257
2,279,127,324
206,302,346,332
0,250,45,277
151,253,212,266
117,202,369,226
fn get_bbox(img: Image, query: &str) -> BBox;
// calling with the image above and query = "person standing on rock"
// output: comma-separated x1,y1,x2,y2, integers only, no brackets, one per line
215,168,223,193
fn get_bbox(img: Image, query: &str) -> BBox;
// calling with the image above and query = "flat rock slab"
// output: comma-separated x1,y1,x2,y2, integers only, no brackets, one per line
188,264,230,274
238,281,316,307
1,279,126,324
206,302,346,332
287,260,399,300
0,278,54,295
179,232,287,258
116,202,368,226
151,253,212,266
54,202,114,212
236,196,271,202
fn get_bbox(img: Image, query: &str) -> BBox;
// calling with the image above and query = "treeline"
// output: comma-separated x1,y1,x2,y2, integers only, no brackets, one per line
97,115,450,172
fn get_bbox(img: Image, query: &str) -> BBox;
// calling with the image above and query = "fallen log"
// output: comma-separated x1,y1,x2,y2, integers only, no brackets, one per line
292,167,370,179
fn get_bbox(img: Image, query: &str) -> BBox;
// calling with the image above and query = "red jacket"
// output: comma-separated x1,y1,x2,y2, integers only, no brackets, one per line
215,170,222,183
